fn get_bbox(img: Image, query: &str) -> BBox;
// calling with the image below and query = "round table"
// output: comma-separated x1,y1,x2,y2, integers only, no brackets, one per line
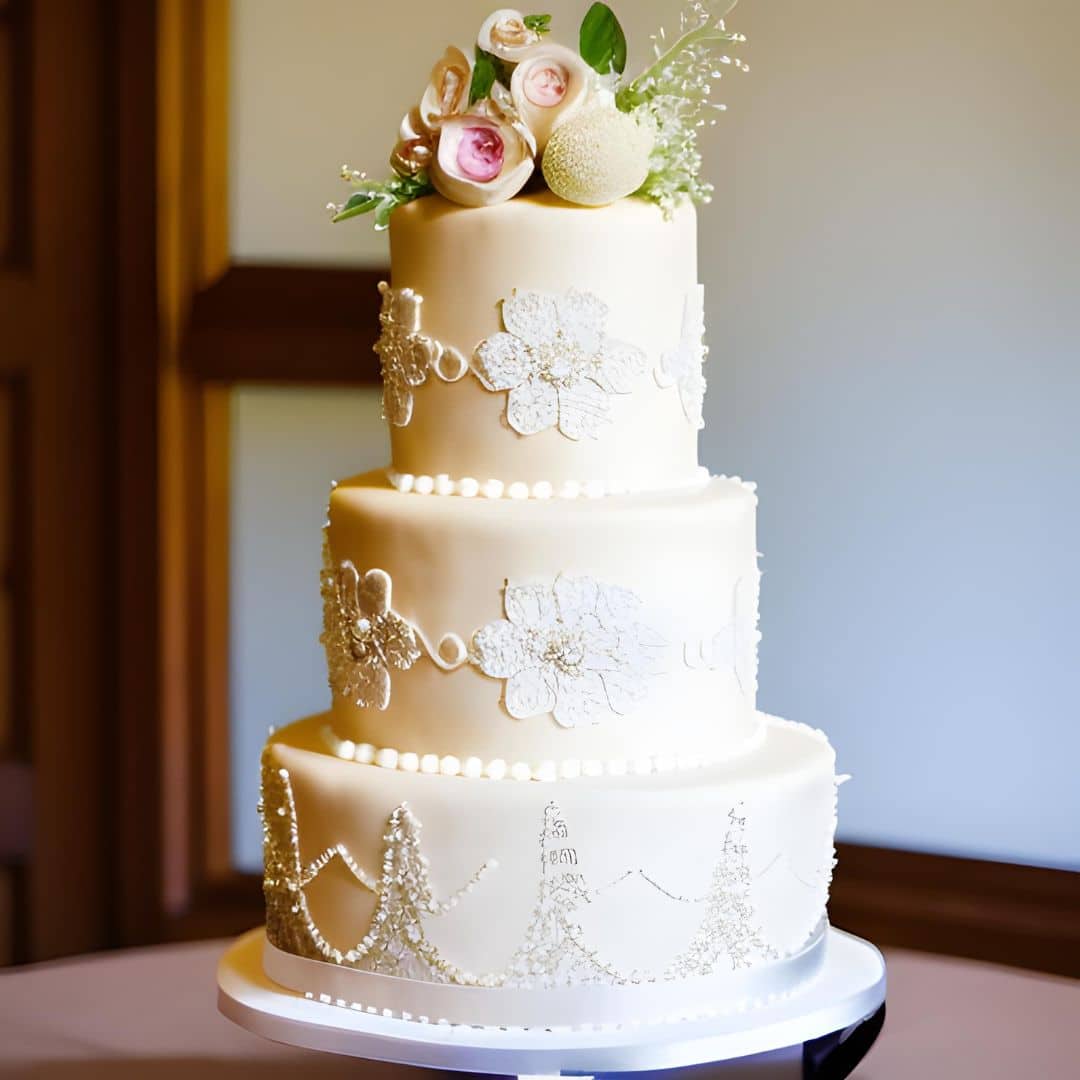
0,939,1077,1078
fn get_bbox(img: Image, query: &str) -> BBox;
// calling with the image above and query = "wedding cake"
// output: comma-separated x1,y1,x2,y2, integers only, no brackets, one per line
260,3,840,1029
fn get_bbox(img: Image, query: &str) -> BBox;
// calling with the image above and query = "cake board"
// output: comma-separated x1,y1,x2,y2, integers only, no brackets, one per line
218,926,885,1079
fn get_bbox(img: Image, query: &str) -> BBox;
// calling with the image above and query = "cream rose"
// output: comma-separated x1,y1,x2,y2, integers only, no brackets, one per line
390,107,434,176
510,44,592,153
419,46,471,131
430,105,536,208
477,9,541,62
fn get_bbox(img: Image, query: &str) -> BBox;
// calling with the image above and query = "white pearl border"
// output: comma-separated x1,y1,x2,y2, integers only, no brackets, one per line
321,719,768,783
386,466,727,500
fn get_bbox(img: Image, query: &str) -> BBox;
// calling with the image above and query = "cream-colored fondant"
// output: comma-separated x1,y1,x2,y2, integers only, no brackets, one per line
326,470,761,766
387,192,701,491
265,713,837,1016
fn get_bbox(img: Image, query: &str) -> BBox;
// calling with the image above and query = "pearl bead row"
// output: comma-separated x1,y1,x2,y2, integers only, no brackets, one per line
321,725,736,782
386,466,714,501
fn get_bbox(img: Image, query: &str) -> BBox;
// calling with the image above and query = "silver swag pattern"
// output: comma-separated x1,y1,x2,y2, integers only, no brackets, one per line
262,758,777,989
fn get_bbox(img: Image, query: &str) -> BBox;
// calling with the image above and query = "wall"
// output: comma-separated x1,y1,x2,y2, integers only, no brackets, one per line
229,387,387,869
229,0,1080,871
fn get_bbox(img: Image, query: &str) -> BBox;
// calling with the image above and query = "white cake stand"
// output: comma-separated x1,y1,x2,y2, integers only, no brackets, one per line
218,927,885,1078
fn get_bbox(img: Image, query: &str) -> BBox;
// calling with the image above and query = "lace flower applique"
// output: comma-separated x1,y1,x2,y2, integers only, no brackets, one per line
472,289,646,440
471,575,666,728
374,282,467,426
321,546,421,710
656,284,708,429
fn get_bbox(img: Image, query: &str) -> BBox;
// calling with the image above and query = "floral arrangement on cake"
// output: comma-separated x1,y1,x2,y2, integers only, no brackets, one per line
328,1,748,227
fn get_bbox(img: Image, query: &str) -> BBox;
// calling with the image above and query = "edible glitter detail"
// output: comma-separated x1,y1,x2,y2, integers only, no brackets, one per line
655,285,708,430
470,575,667,728
262,762,778,989
471,289,647,440
320,535,422,710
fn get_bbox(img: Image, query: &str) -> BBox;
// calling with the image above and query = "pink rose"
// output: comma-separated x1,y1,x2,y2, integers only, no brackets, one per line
510,44,592,153
430,107,536,208
456,126,505,182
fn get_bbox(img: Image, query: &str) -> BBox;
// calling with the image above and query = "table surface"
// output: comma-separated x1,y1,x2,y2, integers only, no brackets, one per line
0,938,1077,1079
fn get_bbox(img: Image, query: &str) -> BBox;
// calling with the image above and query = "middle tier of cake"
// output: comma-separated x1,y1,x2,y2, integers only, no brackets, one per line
322,471,763,772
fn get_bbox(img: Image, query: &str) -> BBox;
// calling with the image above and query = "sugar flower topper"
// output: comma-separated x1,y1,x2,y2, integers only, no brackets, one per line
327,2,748,226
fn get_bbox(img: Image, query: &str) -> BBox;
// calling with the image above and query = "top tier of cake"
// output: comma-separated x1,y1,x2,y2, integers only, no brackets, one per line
382,191,704,497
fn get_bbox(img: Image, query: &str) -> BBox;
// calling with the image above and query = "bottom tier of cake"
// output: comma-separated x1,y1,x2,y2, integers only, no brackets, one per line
261,714,840,1028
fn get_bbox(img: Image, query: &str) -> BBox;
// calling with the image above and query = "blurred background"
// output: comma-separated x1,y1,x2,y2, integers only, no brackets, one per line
0,0,1076,973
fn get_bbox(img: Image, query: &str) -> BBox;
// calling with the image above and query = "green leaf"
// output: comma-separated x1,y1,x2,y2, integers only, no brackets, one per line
332,193,380,223
579,2,627,75
331,172,433,226
373,197,396,231
524,13,552,35
469,47,498,105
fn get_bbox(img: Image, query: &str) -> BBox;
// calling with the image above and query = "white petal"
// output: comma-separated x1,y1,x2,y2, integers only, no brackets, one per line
356,568,391,616
552,670,606,728
382,380,414,427
553,575,599,623
600,668,646,715
471,619,528,678
504,583,557,629
473,331,531,391
382,285,422,332
507,377,559,435
404,336,437,386
597,582,643,624
679,368,707,428
580,619,623,673
502,291,559,345
593,339,646,394
556,379,610,440
504,668,556,719
555,290,606,355
380,613,422,670
348,658,391,711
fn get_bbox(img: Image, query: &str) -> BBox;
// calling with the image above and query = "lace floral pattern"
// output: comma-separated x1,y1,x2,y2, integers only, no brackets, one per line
731,570,762,697
373,282,467,426
472,289,647,440
320,540,422,710
470,575,666,728
656,285,708,429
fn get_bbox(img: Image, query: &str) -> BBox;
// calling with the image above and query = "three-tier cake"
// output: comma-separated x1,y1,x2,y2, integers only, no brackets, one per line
258,3,840,1030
